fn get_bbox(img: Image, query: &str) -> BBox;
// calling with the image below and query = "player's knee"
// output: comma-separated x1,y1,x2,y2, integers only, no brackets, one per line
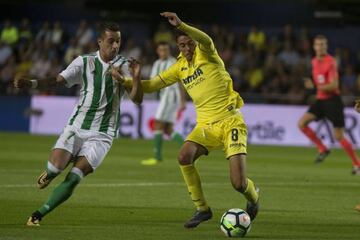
178,152,192,165
298,120,306,129
231,178,247,193
335,133,343,141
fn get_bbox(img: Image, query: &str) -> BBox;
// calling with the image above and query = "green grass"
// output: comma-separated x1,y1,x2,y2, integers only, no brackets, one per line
0,132,360,240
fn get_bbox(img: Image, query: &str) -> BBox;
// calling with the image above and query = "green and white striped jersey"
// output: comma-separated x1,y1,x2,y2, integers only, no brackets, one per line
150,56,178,97
60,51,129,138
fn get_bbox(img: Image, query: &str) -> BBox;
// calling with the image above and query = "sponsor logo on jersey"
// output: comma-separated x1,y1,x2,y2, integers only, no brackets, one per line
182,68,203,85
317,74,325,83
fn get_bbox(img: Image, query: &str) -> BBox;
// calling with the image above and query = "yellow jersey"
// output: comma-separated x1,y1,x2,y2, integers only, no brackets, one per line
126,22,244,124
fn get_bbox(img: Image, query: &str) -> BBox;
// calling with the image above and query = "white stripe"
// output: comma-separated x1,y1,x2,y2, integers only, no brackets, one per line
90,61,107,130
72,56,95,128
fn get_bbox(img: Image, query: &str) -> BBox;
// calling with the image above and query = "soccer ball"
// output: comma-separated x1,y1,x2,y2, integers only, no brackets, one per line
220,208,251,238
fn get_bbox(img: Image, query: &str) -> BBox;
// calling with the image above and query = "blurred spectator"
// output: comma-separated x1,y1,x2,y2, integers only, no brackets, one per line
232,46,246,67
18,18,33,44
49,57,63,77
0,54,16,94
0,40,12,66
50,21,64,45
0,18,358,106
341,65,357,94
279,24,296,46
278,41,300,67
16,52,32,78
30,52,51,79
247,25,266,50
121,38,141,59
76,20,94,48
35,21,51,43
0,20,19,45
153,23,173,44
244,60,263,92
64,37,82,65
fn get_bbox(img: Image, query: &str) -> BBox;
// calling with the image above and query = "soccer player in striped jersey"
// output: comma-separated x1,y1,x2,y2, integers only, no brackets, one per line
141,41,186,166
14,22,143,226
122,12,259,228
298,35,360,174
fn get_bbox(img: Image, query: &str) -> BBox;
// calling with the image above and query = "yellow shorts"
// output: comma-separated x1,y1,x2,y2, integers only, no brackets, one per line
186,113,247,158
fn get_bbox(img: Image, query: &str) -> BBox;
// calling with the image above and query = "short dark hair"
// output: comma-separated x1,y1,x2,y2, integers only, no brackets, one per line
174,29,189,42
314,34,327,42
157,41,170,47
98,21,120,38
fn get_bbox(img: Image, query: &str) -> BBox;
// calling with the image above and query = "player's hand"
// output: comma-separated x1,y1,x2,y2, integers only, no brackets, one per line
111,65,125,84
355,100,360,113
304,78,314,89
14,76,31,89
160,12,182,27
128,58,141,79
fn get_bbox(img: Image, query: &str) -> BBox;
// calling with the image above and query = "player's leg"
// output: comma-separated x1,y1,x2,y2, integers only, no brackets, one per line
164,122,184,145
179,140,212,228
228,154,259,220
37,127,80,189
27,157,92,226
37,149,72,189
146,94,169,163
141,120,165,165
27,132,112,226
298,105,329,163
325,96,360,173
334,127,360,174
223,114,259,220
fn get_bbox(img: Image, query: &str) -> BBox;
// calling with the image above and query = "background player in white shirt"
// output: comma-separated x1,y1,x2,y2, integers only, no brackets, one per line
14,22,143,226
141,42,186,166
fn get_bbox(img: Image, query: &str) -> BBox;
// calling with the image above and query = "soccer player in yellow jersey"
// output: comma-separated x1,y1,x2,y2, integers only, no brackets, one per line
123,12,260,228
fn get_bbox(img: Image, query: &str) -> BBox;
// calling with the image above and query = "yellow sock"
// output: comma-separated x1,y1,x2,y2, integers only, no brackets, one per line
243,178,259,204
179,164,209,211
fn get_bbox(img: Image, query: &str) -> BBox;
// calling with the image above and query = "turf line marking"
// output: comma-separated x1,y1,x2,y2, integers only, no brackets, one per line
1,181,359,189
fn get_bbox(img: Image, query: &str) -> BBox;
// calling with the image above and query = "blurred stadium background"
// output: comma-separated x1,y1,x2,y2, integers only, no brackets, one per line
1,0,360,239
2,0,360,141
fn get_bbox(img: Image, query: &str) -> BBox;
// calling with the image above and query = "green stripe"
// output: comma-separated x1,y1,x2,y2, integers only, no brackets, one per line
81,58,103,130
99,67,114,133
69,57,88,125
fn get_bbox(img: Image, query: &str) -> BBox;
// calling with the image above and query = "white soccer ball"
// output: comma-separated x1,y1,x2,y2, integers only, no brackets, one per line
220,208,251,238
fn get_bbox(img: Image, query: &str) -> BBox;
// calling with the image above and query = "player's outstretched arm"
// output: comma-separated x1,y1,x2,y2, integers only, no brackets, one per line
160,12,214,51
127,59,143,105
122,62,179,93
122,77,167,93
13,75,66,90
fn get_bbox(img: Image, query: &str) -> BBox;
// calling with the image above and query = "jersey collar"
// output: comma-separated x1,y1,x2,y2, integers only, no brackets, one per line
96,51,119,66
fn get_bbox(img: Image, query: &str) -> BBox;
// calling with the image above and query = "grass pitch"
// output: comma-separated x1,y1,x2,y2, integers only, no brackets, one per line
0,132,360,240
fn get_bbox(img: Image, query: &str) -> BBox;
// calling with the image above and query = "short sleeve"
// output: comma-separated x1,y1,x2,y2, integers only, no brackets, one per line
158,61,180,86
328,59,338,81
59,56,83,88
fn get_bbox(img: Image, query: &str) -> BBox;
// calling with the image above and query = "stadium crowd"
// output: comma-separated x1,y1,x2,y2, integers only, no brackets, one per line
1,18,359,105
